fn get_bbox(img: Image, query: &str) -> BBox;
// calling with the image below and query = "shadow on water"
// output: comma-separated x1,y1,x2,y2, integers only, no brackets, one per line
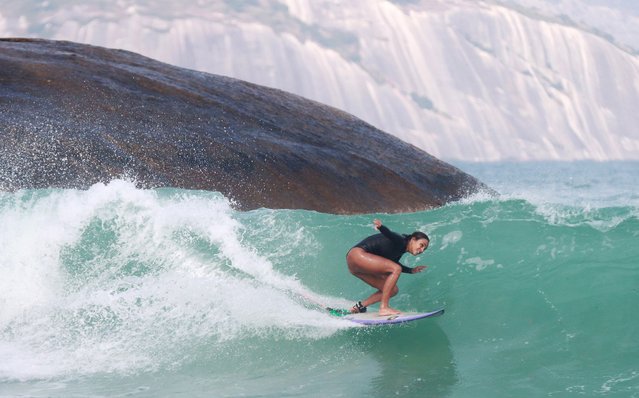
351,320,458,398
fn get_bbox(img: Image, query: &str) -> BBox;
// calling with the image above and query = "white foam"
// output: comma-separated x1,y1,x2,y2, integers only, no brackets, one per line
0,181,349,380
440,230,463,251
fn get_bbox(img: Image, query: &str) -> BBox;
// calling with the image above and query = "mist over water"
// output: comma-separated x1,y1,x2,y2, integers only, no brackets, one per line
1,162,638,397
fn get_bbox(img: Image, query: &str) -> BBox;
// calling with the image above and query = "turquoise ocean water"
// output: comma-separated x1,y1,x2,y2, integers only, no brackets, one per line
1,162,638,397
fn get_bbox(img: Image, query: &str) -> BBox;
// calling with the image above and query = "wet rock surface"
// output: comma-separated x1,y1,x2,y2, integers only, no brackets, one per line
0,38,488,213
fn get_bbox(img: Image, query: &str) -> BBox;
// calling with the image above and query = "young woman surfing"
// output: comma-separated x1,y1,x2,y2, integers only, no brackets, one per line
346,219,429,316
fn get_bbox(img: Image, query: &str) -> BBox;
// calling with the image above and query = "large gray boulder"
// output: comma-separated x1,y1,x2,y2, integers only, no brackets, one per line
0,38,488,213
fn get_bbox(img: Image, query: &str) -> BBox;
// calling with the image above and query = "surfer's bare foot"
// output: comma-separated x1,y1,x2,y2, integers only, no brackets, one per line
378,307,401,316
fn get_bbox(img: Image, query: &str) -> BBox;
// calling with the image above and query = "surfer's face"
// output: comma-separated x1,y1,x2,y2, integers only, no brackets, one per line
408,238,429,255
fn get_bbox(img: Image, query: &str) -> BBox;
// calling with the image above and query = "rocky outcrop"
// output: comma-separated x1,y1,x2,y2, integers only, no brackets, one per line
0,38,488,213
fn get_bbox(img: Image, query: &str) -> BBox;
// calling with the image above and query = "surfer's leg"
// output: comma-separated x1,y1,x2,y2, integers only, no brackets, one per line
359,277,399,308
347,248,402,315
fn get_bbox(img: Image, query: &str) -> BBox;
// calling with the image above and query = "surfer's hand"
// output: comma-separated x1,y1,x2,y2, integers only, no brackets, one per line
373,219,382,229
412,266,427,274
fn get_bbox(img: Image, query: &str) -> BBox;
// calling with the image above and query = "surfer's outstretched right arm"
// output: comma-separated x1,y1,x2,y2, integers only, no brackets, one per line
373,219,405,246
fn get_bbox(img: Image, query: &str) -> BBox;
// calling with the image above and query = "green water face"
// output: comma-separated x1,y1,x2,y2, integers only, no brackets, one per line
232,192,639,396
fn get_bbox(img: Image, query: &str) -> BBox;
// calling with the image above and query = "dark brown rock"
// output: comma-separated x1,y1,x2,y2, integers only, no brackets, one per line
0,38,489,214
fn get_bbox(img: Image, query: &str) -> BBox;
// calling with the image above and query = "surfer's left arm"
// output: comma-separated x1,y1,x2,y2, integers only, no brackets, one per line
398,263,427,274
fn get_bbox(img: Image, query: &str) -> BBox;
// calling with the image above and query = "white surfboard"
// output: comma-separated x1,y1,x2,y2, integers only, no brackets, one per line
343,308,444,326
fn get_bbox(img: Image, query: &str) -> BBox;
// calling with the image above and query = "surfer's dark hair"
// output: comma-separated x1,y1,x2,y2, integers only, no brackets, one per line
408,231,430,242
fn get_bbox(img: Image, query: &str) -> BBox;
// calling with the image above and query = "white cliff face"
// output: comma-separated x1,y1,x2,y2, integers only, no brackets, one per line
2,0,638,161
501,0,639,53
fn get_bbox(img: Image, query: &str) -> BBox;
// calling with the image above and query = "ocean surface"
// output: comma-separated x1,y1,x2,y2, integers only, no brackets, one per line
0,161,638,397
